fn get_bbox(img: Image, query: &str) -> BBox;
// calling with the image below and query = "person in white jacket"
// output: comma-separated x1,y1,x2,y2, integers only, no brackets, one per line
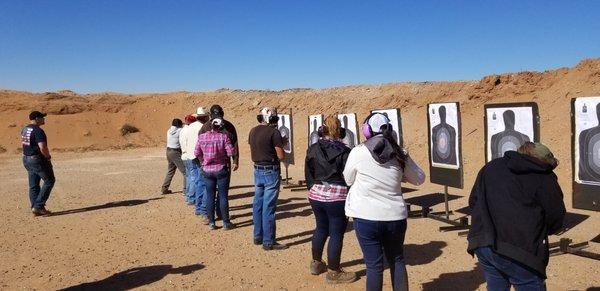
343,112,425,291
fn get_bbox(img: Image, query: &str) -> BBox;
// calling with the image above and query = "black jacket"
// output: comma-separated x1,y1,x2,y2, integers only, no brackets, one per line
304,139,351,190
467,151,566,278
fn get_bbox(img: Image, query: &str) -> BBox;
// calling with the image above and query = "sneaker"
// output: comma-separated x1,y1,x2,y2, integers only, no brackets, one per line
326,269,357,284
199,215,209,225
208,223,216,230
32,208,51,216
223,222,234,230
310,260,327,275
262,242,289,251
161,189,172,195
253,238,262,245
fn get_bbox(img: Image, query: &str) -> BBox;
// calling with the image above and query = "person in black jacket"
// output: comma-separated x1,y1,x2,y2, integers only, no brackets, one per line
468,142,565,291
304,115,357,284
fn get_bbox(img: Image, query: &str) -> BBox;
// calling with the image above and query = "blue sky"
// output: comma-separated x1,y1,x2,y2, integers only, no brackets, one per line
0,1,598,93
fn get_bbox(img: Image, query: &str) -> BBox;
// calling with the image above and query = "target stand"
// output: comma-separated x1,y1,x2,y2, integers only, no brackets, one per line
549,238,600,261
422,102,469,232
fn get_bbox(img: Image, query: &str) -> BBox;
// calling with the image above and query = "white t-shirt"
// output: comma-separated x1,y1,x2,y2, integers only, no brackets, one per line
343,144,425,221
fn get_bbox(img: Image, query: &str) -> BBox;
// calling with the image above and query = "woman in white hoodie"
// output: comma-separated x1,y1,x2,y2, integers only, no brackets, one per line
343,113,425,291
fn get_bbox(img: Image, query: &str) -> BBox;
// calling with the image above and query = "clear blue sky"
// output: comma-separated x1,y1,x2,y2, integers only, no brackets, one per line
1,1,599,93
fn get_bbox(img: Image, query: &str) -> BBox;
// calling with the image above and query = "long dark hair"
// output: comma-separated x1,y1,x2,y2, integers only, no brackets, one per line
380,124,407,169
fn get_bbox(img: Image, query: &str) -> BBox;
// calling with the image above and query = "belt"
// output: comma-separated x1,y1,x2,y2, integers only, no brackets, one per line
254,164,279,170
167,147,181,151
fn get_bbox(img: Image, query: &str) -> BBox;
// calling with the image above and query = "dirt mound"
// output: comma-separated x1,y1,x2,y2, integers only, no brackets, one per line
0,58,599,208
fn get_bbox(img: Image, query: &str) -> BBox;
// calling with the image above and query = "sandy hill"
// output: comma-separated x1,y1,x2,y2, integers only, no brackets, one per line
1,58,599,208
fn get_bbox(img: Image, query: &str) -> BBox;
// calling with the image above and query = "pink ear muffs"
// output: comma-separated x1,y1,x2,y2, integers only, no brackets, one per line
361,123,373,140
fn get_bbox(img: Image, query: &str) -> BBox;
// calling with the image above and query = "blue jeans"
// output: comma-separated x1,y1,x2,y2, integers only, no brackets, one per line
475,247,546,291
195,163,207,216
310,199,348,270
183,159,197,204
22,155,56,209
354,218,408,291
252,167,281,246
202,167,230,224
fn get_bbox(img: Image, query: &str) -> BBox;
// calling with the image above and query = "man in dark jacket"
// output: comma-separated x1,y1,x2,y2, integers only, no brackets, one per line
468,142,565,291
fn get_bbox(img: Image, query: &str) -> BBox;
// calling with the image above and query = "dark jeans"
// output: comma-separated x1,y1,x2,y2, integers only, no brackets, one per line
202,167,231,224
161,148,186,193
309,199,348,270
475,247,546,291
22,155,56,209
354,218,408,291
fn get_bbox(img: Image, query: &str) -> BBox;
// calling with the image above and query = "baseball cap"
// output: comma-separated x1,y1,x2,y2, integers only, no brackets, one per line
184,114,197,124
530,142,558,167
367,113,390,134
260,107,278,123
196,107,209,117
29,111,47,120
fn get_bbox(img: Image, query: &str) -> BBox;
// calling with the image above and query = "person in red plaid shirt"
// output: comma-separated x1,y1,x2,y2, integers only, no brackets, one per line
194,118,237,230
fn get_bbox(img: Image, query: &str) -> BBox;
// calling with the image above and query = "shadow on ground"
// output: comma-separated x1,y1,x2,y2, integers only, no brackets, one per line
59,264,204,290
47,197,164,217
421,264,484,291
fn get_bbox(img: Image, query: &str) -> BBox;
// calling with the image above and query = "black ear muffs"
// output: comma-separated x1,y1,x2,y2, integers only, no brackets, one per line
269,115,279,124
257,114,264,123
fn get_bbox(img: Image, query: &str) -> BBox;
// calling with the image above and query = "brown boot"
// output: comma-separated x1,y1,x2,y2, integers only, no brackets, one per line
326,269,357,284
310,260,327,275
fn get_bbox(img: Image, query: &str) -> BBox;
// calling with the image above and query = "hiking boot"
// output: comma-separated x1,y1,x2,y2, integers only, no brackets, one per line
208,223,217,230
263,242,289,251
326,269,357,284
161,189,172,195
223,222,234,230
310,260,327,275
199,215,209,225
32,208,51,216
253,238,262,245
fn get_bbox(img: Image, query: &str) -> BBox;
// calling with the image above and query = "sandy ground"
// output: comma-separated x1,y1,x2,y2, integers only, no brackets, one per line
0,148,598,291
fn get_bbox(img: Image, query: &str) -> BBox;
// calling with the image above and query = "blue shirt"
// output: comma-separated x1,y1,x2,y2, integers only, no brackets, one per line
21,124,47,156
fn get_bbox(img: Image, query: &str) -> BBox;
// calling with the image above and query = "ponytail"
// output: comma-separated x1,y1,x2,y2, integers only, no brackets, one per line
380,125,406,169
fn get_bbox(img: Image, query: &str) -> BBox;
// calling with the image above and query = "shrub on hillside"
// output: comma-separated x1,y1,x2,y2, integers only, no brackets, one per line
120,124,139,136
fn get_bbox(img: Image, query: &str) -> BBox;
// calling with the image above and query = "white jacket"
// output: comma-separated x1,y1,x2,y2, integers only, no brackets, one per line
179,121,203,160
343,144,425,221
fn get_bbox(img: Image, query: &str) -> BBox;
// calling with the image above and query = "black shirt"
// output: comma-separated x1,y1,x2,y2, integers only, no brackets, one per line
248,124,283,165
21,124,47,156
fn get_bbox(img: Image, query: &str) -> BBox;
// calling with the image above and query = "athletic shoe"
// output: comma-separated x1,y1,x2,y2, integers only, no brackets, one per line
199,215,209,225
32,207,52,216
161,189,172,195
208,223,216,230
326,269,357,284
253,238,262,245
262,242,289,251
223,222,234,230
310,260,327,275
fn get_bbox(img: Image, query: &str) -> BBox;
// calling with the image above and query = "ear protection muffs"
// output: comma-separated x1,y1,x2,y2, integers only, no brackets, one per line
257,108,280,124
361,112,390,140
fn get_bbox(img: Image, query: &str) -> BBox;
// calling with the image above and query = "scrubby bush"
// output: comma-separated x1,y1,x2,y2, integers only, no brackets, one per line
120,124,139,136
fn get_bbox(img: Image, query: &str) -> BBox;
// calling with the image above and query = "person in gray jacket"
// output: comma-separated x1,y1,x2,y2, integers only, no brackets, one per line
161,118,186,194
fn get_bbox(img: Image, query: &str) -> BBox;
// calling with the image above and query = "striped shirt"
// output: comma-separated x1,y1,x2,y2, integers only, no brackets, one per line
194,130,234,173
309,184,349,202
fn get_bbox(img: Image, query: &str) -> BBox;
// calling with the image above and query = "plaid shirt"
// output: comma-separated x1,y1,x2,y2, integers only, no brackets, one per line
194,130,234,173
309,184,348,202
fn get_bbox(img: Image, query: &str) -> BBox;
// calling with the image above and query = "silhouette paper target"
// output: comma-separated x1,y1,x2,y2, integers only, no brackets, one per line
574,97,600,185
307,114,323,147
337,113,359,148
429,103,459,169
427,102,463,188
277,113,294,165
371,109,402,145
485,104,538,162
